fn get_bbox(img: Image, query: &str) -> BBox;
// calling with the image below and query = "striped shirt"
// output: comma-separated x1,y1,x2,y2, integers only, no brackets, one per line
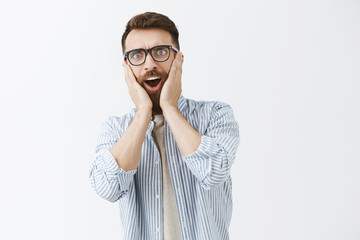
89,95,240,240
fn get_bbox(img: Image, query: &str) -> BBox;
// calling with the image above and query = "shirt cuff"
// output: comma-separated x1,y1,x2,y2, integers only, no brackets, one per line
183,135,218,183
98,149,137,184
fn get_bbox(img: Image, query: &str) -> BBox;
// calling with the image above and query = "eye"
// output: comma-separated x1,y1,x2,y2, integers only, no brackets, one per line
157,49,167,55
154,47,169,57
129,50,144,60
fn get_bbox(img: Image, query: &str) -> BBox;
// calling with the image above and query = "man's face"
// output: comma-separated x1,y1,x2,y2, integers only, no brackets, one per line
124,28,177,112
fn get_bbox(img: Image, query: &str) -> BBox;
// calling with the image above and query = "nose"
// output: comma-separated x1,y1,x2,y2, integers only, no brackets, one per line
143,52,157,71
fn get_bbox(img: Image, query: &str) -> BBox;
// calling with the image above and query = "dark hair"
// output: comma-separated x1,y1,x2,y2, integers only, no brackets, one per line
121,12,180,53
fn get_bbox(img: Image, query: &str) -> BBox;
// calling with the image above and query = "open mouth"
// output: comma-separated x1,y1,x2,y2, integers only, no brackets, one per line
144,76,162,91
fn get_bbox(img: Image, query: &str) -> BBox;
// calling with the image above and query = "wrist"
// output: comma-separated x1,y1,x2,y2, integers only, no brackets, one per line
160,100,177,110
162,105,179,119
135,107,152,120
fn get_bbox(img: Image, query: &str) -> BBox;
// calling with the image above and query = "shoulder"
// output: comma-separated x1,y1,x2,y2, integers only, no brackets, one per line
180,96,236,134
101,109,136,132
181,96,233,116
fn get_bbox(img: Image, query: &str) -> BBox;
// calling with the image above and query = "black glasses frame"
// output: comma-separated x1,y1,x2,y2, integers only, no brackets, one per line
124,45,179,66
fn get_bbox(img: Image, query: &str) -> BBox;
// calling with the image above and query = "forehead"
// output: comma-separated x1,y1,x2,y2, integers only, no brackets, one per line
125,28,173,51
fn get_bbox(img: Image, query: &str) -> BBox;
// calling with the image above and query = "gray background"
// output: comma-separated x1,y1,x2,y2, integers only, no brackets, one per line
0,0,359,239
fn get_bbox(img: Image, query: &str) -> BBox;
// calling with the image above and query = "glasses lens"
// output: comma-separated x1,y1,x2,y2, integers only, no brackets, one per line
151,46,170,62
128,49,145,65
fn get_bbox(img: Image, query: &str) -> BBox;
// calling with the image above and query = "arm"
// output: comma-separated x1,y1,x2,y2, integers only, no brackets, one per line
109,62,152,171
89,117,139,202
109,110,151,171
162,106,202,156
89,62,152,201
160,52,240,190
183,103,240,190
160,52,202,155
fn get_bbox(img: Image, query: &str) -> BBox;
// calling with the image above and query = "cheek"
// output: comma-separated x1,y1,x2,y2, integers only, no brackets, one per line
163,62,172,74
130,67,141,81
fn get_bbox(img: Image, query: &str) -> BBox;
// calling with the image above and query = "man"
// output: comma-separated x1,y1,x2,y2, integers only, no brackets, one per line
89,12,240,240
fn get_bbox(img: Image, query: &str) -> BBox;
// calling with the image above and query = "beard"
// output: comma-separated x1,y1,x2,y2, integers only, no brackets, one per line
139,70,168,115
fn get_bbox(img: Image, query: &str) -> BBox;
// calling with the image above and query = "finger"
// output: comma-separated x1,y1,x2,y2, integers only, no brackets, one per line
174,52,183,66
170,52,183,70
169,53,183,78
123,64,131,86
123,62,137,86
177,51,184,62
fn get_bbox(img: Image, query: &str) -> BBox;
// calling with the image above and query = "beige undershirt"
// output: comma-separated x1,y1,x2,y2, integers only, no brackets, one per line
152,114,182,240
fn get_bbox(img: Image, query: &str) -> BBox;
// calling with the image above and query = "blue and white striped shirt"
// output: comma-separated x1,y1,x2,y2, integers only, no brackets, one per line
89,95,240,240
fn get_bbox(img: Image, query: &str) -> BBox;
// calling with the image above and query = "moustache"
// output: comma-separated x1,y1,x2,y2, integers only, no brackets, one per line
140,70,168,82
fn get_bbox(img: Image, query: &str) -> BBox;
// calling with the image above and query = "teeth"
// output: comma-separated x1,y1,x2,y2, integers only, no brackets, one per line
146,77,160,81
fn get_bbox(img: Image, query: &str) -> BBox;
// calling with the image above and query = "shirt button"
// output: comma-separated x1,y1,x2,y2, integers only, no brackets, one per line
156,227,160,232
156,194,160,199
155,160,159,164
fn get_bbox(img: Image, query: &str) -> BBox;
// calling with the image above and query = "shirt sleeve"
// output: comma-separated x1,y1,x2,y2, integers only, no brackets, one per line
89,117,137,202
183,102,240,190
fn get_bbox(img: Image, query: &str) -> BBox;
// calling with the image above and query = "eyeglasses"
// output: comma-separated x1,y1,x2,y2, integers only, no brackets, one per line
124,45,179,66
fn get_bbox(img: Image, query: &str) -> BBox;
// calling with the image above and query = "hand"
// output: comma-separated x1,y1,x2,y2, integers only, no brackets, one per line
123,61,152,114
160,52,184,111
